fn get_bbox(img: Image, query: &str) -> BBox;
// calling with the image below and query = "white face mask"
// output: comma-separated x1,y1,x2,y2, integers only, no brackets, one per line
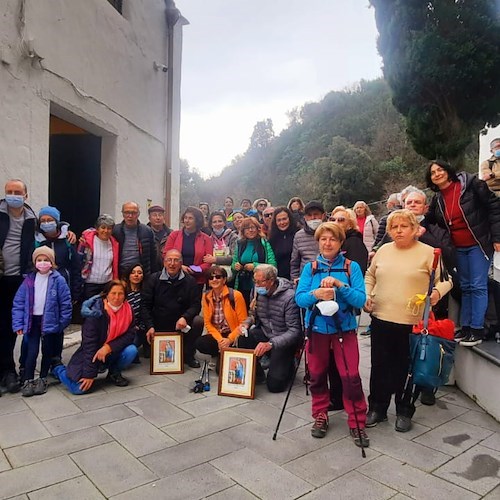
306,219,322,231
108,303,123,312
316,300,339,316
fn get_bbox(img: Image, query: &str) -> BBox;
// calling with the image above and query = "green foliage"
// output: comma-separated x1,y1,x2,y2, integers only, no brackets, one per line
369,0,500,164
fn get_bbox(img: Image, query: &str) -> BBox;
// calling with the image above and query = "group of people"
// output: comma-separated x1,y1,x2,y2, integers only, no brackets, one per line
0,150,499,450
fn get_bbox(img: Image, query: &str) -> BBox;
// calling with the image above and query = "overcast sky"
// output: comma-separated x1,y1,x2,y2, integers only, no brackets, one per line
175,0,383,178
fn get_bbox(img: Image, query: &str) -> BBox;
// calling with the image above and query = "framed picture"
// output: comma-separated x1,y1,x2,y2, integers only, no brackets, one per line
218,348,256,399
151,332,184,374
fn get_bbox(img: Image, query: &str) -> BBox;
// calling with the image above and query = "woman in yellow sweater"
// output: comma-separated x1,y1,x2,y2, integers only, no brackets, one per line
195,266,248,367
364,209,452,432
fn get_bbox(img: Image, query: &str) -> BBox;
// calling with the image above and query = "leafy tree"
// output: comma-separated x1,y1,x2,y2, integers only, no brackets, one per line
369,0,500,165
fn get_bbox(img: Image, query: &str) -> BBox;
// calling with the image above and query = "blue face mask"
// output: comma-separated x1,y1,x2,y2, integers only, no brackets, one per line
255,286,268,296
40,221,58,233
5,195,25,209
495,150,500,158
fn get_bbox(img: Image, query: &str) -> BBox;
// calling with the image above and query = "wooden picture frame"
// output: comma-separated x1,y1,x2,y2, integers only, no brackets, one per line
150,332,184,374
218,347,256,399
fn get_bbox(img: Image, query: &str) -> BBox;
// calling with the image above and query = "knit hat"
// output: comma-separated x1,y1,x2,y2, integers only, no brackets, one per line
32,246,56,266
38,206,61,222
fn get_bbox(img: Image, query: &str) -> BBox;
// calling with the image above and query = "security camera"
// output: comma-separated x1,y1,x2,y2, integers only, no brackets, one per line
153,62,168,72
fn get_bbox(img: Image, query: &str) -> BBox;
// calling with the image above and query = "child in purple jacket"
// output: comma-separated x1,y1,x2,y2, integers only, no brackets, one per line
12,247,72,397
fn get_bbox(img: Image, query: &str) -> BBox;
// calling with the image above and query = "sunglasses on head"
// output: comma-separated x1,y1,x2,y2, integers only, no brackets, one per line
209,274,224,280
330,216,346,222
263,213,273,218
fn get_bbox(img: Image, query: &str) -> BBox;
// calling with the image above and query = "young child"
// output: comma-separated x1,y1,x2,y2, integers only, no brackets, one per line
12,247,72,397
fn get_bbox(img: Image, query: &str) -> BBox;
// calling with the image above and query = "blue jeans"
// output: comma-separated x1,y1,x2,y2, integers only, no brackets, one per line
456,245,490,329
53,344,138,395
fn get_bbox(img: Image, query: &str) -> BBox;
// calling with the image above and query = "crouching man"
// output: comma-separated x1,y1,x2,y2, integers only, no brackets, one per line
240,264,302,392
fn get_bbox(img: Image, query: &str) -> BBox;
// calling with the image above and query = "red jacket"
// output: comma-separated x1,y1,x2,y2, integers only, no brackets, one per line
164,230,213,284
78,229,119,281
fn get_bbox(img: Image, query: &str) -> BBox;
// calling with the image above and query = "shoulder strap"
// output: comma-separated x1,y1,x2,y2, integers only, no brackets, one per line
488,158,495,171
311,258,351,283
228,288,236,311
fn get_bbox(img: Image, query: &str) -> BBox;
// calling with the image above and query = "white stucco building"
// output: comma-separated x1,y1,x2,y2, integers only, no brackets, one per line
0,0,186,234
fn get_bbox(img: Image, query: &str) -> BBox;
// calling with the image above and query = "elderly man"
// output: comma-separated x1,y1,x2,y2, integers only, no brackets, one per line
147,205,171,270
240,264,302,393
481,138,500,196
142,249,202,368
0,179,37,393
113,201,157,276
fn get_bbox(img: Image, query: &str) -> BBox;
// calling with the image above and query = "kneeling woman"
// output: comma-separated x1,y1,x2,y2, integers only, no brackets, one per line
195,266,248,363
53,280,138,394
296,223,368,447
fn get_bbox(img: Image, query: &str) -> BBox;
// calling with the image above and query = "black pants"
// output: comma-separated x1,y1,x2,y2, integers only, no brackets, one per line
0,275,24,377
196,333,222,357
23,316,62,380
369,316,413,417
83,282,108,300
238,327,297,393
183,315,204,361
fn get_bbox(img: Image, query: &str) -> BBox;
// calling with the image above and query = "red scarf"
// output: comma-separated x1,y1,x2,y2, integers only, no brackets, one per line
104,300,133,343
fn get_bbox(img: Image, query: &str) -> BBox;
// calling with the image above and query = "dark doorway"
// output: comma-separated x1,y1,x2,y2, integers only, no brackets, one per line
49,120,102,237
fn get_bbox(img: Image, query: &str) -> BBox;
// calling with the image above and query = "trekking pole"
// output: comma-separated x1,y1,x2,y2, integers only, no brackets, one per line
272,334,308,440
338,334,366,458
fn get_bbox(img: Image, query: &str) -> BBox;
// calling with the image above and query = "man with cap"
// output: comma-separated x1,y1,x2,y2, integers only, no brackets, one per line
112,201,158,277
481,138,500,196
0,179,37,393
147,205,172,270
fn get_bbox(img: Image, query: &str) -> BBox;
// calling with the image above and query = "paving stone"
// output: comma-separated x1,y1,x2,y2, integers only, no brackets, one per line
165,369,201,388
483,484,500,499
27,476,105,500
5,427,113,467
111,463,234,500
301,470,396,500
232,400,309,433
412,400,469,428
43,404,136,436
146,378,202,405
179,393,248,416
254,386,306,409
163,408,249,443
480,432,500,452
0,410,50,448
414,420,494,457
0,456,81,499
73,387,152,411
102,416,176,457
211,447,312,499
389,495,413,500
368,427,452,471
125,396,191,427
368,417,431,441
285,401,315,421
358,455,480,500
0,449,11,472
206,484,258,499
439,391,484,411
6,496,28,500
23,389,82,421
71,442,157,497
433,444,500,496
140,431,242,477
457,410,500,433
284,436,380,487
0,396,28,416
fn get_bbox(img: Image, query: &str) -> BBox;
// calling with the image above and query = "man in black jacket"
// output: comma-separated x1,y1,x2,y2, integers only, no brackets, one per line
113,201,157,277
142,249,202,368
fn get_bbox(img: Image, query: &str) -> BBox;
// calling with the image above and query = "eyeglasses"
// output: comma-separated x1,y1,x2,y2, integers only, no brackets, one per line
244,226,258,231
263,213,273,218
164,258,181,263
209,275,224,280
123,211,138,216
257,203,267,207
330,217,346,222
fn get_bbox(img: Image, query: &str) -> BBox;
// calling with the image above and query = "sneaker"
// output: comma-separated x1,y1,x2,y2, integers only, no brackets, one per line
395,415,412,432
21,380,36,397
33,377,48,396
365,410,387,428
311,412,329,438
4,371,21,393
420,388,436,406
185,358,201,369
350,427,370,448
460,331,484,347
454,327,470,342
106,372,129,387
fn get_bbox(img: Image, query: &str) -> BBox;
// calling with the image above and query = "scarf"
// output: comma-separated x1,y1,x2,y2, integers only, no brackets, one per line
104,299,133,343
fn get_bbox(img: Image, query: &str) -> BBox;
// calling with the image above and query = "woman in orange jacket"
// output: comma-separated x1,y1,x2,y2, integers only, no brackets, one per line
195,266,248,364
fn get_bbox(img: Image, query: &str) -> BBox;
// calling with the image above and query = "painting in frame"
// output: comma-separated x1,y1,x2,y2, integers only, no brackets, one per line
218,347,256,399
151,332,184,374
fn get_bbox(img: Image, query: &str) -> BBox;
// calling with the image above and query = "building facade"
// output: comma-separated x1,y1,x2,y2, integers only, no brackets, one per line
0,0,186,233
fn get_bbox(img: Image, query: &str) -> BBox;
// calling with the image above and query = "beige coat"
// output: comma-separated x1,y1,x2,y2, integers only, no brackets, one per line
480,156,500,195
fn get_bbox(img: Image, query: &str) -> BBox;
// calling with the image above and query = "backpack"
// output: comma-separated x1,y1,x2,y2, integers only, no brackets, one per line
204,287,236,312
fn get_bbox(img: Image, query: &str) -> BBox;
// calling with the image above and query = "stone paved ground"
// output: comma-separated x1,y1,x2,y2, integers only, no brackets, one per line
1,335,500,499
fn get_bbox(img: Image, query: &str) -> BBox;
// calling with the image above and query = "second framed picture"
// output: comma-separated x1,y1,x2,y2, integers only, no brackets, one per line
150,332,184,374
218,347,256,399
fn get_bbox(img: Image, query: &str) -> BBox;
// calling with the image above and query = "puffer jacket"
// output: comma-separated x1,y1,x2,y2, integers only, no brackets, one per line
249,278,302,350
426,172,500,258
210,228,238,266
362,214,379,252
290,226,319,280
78,228,120,282
295,253,366,334
66,296,135,381
12,270,72,335
342,229,368,275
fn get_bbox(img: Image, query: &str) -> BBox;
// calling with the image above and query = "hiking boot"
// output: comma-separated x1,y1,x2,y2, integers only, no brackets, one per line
350,427,370,448
395,415,412,432
460,329,484,347
454,327,470,342
185,358,201,369
21,380,36,397
420,389,436,406
4,371,21,393
366,410,387,428
33,377,48,396
311,412,329,438
106,372,129,387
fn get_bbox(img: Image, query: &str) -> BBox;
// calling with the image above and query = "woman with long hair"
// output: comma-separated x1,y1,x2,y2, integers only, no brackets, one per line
268,207,299,280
